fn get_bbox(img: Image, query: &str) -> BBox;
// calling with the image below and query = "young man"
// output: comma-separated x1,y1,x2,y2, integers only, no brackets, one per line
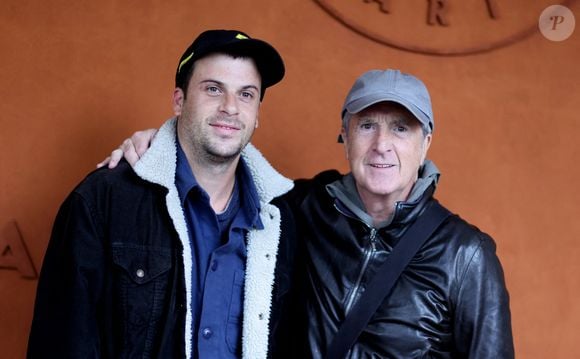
102,69,515,358
28,30,296,359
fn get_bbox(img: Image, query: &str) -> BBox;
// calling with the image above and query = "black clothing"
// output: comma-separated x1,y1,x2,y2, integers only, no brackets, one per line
285,169,514,358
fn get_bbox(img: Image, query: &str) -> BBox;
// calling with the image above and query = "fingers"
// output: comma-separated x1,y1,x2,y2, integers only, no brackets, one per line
96,128,158,169
108,148,125,168
96,142,130,169
96,156,111,169
122,138,140,167
132,129,158,157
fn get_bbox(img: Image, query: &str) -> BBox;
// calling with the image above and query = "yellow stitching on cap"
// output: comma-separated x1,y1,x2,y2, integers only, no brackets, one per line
236,34,249,40
178,52,194,73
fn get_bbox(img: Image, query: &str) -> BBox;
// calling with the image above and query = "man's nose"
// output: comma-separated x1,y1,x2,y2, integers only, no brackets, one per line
219,92,239,115
373,129,393,153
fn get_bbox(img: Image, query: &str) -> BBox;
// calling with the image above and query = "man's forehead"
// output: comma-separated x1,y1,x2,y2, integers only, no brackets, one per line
194,53,260,76
191,54,261,88
355,102,416,121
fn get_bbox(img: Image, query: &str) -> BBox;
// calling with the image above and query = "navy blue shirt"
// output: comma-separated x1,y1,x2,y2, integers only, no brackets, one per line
175,141,263,359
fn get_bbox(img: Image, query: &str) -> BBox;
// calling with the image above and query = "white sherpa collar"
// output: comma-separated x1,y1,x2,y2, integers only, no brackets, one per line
133,118,194,358
135,118,293,205
240,141,294,204
133,117,294,359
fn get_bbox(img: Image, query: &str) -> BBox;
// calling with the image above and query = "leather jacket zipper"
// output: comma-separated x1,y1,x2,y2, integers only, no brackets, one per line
335,201,380,315
344,227,378,314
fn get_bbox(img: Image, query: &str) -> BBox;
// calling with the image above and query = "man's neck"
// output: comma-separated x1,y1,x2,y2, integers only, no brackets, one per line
358,187,413,227
362,198,396,226
186,151,239,213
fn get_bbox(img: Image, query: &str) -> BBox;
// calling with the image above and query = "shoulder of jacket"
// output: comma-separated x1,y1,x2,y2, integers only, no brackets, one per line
72,161,161,203
75,160,131,187
294,169,342,192
284,169,342,205
428,212,495,260
438,214,500,272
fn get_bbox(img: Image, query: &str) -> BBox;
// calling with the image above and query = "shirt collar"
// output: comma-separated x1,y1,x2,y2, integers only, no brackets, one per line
175,139,202,205
175,139,263,230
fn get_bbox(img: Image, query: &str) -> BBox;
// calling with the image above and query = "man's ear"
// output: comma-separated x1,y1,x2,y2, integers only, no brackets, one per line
173,88,185,116
341,127,350,160
420,133,432,164
255,102,260,129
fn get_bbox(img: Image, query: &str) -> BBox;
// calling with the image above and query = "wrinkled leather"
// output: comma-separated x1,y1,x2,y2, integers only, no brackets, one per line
289,170,514,359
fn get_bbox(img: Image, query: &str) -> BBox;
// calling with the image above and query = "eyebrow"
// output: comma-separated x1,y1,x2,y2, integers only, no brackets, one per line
199,79,223,87
393,116,412,125
240,84,260,93
199,79,259,93
356,115,378,122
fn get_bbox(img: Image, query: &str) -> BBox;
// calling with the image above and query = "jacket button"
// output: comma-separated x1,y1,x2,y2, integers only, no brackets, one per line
202,327,213,339
210,260,218,271
136,269,145,278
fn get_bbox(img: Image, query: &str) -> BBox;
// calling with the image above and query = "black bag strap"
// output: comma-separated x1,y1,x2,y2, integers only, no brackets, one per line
325,201,451,359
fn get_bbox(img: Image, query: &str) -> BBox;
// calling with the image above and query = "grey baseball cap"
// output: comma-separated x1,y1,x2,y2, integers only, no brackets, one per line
340,69,434,140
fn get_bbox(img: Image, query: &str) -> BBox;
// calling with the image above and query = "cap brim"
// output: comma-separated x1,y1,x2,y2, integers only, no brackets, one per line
345,93,431,131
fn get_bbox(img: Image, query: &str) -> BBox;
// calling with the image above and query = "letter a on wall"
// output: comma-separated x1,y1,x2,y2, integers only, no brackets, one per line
0,221,37,279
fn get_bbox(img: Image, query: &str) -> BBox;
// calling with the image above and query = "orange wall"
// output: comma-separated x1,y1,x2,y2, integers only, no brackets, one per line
1,1,579,357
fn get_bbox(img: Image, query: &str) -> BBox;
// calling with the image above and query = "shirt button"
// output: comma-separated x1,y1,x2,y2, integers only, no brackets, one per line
210,260,218,271
136,269,145,278
202,327,213,339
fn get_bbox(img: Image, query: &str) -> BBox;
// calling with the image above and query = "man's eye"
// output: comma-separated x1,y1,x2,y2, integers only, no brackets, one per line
360,123,375,130
394,126,407,132
241,91,254,99
207,86,220,94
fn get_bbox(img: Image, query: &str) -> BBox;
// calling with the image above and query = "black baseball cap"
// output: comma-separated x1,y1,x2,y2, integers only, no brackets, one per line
175,29,285,100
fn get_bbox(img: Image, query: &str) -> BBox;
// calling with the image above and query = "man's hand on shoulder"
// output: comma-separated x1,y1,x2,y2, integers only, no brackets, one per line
97,128,158,169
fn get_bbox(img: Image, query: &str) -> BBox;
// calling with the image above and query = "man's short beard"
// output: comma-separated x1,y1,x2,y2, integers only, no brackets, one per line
201,141,245,164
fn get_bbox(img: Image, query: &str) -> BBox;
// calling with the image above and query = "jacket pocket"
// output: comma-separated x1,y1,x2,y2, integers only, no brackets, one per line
111,243,173,356
112,244,172,285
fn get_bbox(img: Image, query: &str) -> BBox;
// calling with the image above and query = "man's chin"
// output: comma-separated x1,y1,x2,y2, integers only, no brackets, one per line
205,145,244,163
359,182,399,198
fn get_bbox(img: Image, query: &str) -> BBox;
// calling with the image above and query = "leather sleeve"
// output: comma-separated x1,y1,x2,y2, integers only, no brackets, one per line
27,191,104,358
453,235,515,358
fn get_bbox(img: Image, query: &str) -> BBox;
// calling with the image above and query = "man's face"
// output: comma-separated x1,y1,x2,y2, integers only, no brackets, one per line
342,102,432,207
174,53,261,164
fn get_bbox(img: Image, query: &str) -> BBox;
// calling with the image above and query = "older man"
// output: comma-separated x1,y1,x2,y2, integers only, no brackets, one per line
289,70,513,358
102,69,514,358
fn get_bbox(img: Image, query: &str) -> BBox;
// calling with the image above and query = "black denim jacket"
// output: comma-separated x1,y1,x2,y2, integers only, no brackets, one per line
28,161,297,359
28,162,187,358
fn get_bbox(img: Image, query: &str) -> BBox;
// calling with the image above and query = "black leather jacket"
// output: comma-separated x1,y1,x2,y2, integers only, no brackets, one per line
286,170,514,359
